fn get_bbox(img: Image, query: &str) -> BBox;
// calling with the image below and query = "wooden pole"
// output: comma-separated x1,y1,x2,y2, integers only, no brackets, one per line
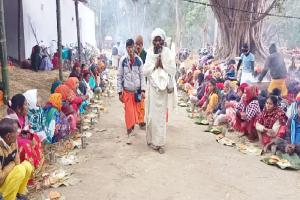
75,0,82,63
17,0,23,64
0,0,9,103
56,0,63,81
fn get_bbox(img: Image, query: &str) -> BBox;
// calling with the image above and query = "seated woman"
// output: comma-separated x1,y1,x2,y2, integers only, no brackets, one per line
213,80,238,126
197,74,213,108
234,85,261,142
189,73,204,113
202,79,219,116
236,83,249,102
50,78,62,94
256,95,288,149
44,93,71,143
183,70,194,92
55,77,88,114
7,94,44,172
225,60,236,80
23,89,47,142
89,64,102,93
177,66,187,89
0,118,33,200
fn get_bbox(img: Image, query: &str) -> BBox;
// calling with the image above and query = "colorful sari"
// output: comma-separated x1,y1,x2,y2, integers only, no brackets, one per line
6,110,44,171
44,93,71,143
256,106,287,145
23,89,47,142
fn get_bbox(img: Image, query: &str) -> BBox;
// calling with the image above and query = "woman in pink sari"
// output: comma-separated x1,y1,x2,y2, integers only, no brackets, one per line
7,94,44,171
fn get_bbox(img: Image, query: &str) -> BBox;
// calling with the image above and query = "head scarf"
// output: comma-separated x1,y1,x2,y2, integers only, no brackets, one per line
65,77,79,91
55,84,76,102
244,85,259,105
49,93,62,110
216,82,224,90
23,89,38,110
51,80,62,94
238,83,249,93
73,61,81,70
151,28,166,41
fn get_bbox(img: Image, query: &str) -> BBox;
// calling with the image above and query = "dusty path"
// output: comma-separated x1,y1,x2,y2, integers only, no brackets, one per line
54,95,300,200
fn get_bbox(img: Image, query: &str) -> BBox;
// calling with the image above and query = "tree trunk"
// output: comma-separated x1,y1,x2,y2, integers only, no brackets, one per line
17,0,23,64
175,0,182,47
209,0,278,60
56,0,63,81
0,0,9,103
213,18,218,54
98,0,103,49
75,0,82,63
142,1,148,36
202,24,208,47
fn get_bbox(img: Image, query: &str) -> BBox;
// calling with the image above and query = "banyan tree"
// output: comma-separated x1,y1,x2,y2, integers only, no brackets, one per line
209,0,281,59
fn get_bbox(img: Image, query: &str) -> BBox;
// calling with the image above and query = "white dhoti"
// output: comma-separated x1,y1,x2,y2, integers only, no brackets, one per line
240,71,256,84
143,44,177,148
146,85,168,146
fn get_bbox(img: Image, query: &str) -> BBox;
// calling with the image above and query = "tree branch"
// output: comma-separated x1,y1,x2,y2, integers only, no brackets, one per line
252,0,278,26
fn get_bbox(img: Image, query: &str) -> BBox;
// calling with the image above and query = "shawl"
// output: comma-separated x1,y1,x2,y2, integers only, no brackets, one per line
55,85,76,102
65,77,79,92
49,93,62,110
258,106,287,129
51,80,62,94
23,89,38,110
143,45,177,112
244,85,259,105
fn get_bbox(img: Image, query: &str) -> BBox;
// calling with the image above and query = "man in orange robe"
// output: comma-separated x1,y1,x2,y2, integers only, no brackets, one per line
117,39,145,144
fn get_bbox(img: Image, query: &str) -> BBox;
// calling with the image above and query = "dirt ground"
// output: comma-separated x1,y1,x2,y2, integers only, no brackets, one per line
39,93,300,200
0,67,69,117
3,67,300,200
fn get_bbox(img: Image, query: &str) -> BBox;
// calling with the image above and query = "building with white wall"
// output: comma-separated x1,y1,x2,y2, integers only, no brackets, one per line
4,0,96,60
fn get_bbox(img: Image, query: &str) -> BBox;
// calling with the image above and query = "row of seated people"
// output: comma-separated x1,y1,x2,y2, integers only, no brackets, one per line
178,64,300,156
0,63,103,200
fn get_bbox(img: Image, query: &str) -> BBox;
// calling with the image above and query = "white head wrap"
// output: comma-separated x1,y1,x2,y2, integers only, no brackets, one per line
23,89,38,109
151,28,166,41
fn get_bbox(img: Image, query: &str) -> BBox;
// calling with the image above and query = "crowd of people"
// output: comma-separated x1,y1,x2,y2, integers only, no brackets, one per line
0,56,107,200
177,42,300,156
1,25,300,198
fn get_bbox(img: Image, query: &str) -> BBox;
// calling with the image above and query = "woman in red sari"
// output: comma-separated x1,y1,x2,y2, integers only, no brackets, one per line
7,94,44,171
234,85,261,141
256,95,287,147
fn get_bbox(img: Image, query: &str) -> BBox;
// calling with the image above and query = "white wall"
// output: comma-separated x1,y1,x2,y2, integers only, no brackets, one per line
22,0,96,59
